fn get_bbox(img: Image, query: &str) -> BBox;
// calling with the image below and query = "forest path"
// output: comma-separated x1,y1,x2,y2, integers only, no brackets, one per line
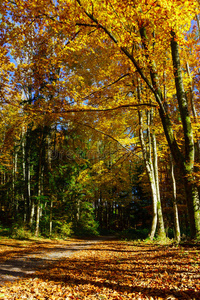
0,236,116,287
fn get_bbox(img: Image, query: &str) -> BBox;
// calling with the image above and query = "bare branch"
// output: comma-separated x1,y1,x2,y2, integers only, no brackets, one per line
75,121,140,158
76,23,97,27
83,73,131,100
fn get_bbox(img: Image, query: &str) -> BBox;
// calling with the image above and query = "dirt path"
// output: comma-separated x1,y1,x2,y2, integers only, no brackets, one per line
0,237,114,286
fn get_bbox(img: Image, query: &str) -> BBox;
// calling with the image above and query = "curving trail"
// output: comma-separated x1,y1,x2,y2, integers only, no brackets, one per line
0,236,116,286
0,239,200,299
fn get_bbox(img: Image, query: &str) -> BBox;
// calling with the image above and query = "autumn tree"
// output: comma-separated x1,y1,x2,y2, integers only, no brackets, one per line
1,0,200,240
70,0,200,239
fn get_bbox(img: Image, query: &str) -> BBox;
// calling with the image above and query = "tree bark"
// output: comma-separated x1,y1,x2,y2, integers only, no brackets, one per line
171,31,200,239
138,108,157,240
49,200,53,236
137,81,165,240
151,131,165,239
170,155,181,242
12,146,18,215
35,133,43,237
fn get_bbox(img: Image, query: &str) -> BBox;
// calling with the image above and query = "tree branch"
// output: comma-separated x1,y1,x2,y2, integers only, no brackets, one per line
83,73,131,100
76,23,97,27
76,0,162,105
75,121,140,158
55,103,158,113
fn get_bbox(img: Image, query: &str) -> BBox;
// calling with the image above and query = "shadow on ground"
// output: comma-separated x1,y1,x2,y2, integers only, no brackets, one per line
0,240,99,285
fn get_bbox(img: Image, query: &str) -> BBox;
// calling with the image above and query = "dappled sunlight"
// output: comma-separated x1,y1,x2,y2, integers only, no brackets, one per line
1,240,199,299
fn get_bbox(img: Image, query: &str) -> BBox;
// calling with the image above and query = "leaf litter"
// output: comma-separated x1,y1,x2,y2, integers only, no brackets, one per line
0,240,199,299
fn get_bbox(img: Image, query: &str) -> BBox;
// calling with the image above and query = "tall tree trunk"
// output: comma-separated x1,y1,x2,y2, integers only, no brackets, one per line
170,155,181,242
171,32,200,239
22,127,27,223
21,126,32,225
49,200,53,236
47,133,53,236
140,25,200,239
151,131,165,239
76,199,80,222
35,169,41,237
35,138,43,237
25,135,31,225
137,82,165,240
35,201,40,237
12,146,18,215
29,199,35,226
138,109,157,240
186,61,200,200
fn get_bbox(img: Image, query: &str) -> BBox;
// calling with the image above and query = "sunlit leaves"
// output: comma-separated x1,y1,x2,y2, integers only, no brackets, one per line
1,0,200,241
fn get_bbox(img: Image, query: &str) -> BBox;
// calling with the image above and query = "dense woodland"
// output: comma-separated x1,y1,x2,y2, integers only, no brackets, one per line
0,0,200,241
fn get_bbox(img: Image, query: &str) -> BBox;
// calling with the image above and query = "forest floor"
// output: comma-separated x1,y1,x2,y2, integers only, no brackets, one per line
0,236,106,286
0,237,199,299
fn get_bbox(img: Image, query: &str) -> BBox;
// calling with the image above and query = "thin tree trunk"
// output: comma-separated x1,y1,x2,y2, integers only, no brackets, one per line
49,200,53,236
47,133,53,236
35,202,40,237
138,108,157,240
21,126,32,225
170,155,181,242
29,199,35,226
76,199,80,222
151,131,166,239
25,137,31,225
35,140,43,237
35,169,41,237
22,127,27,223
12,147,18,214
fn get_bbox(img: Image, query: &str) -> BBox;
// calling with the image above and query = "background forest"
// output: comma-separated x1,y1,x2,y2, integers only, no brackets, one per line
0,0,200,242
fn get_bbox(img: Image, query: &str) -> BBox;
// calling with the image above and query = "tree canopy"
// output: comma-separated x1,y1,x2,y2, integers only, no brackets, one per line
0,0,200,240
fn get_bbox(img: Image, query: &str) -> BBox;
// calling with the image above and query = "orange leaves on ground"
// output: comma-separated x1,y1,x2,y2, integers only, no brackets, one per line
1,240,200,299
0,237,78,262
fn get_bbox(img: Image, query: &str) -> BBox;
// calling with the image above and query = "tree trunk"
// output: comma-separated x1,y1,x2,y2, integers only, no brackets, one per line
76,199,80,222
22,127,27,223
186,61,200,201
35,137,43,237
25,135,31,225
49,200,53,236
171,32,200,239
29,199,35,226
138,108,157,240
170,155,181,242
35,202,40,237
12,147,18,215
137,79,165,240
151,131,166,239
21,126,32,225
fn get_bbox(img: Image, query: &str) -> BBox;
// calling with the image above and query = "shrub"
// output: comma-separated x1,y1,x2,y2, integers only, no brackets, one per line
11,226,32,240
53,221,73,238
74,202,99,236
